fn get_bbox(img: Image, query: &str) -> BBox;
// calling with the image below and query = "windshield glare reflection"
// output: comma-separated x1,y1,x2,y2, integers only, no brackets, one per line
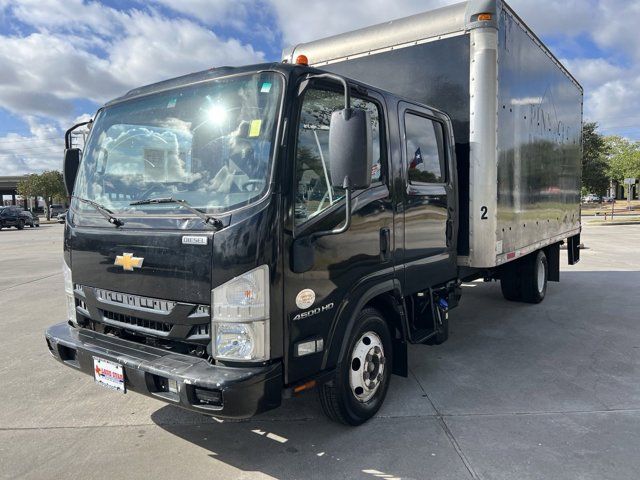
74,72,283,216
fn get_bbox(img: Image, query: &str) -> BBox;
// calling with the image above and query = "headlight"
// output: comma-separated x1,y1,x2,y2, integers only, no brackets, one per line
212,265,269,361
62,259,77,326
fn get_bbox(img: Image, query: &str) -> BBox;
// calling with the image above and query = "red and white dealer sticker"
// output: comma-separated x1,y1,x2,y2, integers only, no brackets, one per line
93,357,125,393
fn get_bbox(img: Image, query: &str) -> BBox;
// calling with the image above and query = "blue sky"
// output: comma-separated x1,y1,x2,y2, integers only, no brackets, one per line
0,0,638,175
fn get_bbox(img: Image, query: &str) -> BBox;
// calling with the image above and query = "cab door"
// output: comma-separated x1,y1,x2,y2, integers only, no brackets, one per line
282,82,394,384
399,103,457,294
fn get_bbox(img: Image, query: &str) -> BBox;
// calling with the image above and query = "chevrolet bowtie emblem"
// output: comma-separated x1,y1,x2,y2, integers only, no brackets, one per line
114,253,144,271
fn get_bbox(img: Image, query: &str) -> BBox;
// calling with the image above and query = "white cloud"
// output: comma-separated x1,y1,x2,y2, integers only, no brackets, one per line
511,0,640,61
0,33,127,111
10,0,125,37
1,0,640,176
0,117,64,175
0,0,265,175
268,0,449,45
107,11,265,89
152,0,251,26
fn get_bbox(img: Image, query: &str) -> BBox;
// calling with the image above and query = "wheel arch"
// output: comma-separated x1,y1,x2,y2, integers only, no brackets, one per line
322,279,409,377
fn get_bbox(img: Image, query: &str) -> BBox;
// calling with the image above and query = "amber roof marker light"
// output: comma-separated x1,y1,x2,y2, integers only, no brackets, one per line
477,13,492,21
295,54,309,66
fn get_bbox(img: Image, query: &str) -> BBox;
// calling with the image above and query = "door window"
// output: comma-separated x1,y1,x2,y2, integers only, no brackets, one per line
404,113,446,184
294,88,382,226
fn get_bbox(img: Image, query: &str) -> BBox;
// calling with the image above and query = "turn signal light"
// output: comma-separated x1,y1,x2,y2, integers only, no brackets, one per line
293,380,316,394
295,54,309,66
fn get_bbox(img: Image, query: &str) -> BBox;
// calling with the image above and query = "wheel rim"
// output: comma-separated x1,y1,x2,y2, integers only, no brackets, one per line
349,331,385,403
537,257,546,293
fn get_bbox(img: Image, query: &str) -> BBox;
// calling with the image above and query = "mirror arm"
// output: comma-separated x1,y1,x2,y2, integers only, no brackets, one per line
65,120,92,149
311,177,352,240
305,73,350,109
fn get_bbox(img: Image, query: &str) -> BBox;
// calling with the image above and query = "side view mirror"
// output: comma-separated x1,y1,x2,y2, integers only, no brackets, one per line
63,148,81,196
63,119,92,197
329,108,372,190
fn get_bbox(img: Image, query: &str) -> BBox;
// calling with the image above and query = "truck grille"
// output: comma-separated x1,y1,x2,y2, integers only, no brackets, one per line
188,323,210,337
75,286,211,345
95,288,177,313
103,309,172,333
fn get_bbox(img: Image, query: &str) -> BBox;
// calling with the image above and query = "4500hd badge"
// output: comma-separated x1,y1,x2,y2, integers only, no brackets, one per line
293,302,334,321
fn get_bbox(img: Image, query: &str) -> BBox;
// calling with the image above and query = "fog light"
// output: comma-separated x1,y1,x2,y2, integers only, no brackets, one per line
294,337,324,357
194,387,223,406
168,379,178,394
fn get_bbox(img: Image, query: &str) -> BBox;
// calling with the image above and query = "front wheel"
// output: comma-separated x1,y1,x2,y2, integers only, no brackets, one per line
318,307,392,425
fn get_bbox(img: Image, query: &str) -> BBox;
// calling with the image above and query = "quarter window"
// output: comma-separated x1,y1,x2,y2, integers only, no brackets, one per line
294,88,382,226
404,113,446,184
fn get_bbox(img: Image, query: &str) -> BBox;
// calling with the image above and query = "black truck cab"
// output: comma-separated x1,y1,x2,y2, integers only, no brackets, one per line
45,62,507,425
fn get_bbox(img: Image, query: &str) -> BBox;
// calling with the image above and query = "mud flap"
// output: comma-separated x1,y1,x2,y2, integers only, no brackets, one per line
567,234,580,265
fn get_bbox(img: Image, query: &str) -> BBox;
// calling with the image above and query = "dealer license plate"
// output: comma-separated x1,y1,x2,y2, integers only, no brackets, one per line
93,357,125,393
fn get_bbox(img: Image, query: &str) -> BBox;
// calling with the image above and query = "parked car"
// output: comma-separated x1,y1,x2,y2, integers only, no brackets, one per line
582,194,600,203
0,206,27,230
602,195,615,203
49,204,66,217
57,211,67,223
20,211,40,227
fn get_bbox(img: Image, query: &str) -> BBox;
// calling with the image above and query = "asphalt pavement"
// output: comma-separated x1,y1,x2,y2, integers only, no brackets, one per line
1,223,639,480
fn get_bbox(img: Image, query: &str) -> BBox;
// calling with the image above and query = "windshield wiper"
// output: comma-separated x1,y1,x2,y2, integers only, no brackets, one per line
129,197,223,229
73,196,124,227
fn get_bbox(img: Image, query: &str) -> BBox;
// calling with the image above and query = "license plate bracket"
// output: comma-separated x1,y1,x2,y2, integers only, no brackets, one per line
93,357,126,393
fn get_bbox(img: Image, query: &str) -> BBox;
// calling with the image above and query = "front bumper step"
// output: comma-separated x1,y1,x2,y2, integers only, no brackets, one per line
45,322,282,418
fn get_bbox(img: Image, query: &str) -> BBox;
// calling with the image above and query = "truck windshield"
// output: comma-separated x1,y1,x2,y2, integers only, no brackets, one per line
74,72,283,215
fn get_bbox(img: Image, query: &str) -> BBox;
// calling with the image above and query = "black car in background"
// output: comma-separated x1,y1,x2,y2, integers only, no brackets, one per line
20,211,40,228
0,206,26,230
49,204,66,218
0,206,40,230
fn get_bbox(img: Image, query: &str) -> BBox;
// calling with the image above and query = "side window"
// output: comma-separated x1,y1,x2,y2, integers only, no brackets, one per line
294,88,382,226
404,113,446,184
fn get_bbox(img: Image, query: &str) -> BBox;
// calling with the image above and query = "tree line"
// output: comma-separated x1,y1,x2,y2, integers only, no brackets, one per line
582,122,640,196
16,171,67,220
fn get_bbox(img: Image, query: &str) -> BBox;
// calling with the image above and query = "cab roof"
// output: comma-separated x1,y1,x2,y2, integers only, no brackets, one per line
104,63,296,107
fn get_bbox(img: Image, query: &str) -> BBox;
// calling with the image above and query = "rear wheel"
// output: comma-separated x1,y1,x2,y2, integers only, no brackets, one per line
318,307,392,425
500,250,548,304
500,264,523,301
520,250,547,303
16,220,24,230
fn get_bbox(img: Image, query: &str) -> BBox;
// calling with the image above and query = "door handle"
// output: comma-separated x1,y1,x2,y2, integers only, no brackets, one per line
380,227,391,260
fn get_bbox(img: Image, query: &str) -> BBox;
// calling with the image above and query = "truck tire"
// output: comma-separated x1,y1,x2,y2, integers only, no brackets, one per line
500,251,547,303
318,307,392,425
500,262,523,302
16,219,24,230
520,250,547,304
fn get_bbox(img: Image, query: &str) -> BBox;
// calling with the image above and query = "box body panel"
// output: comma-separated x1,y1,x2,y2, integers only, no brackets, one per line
285,0,582,269
495,7,582,262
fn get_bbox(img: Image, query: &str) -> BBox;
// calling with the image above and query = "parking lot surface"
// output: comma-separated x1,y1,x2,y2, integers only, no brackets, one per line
1,223,639,480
